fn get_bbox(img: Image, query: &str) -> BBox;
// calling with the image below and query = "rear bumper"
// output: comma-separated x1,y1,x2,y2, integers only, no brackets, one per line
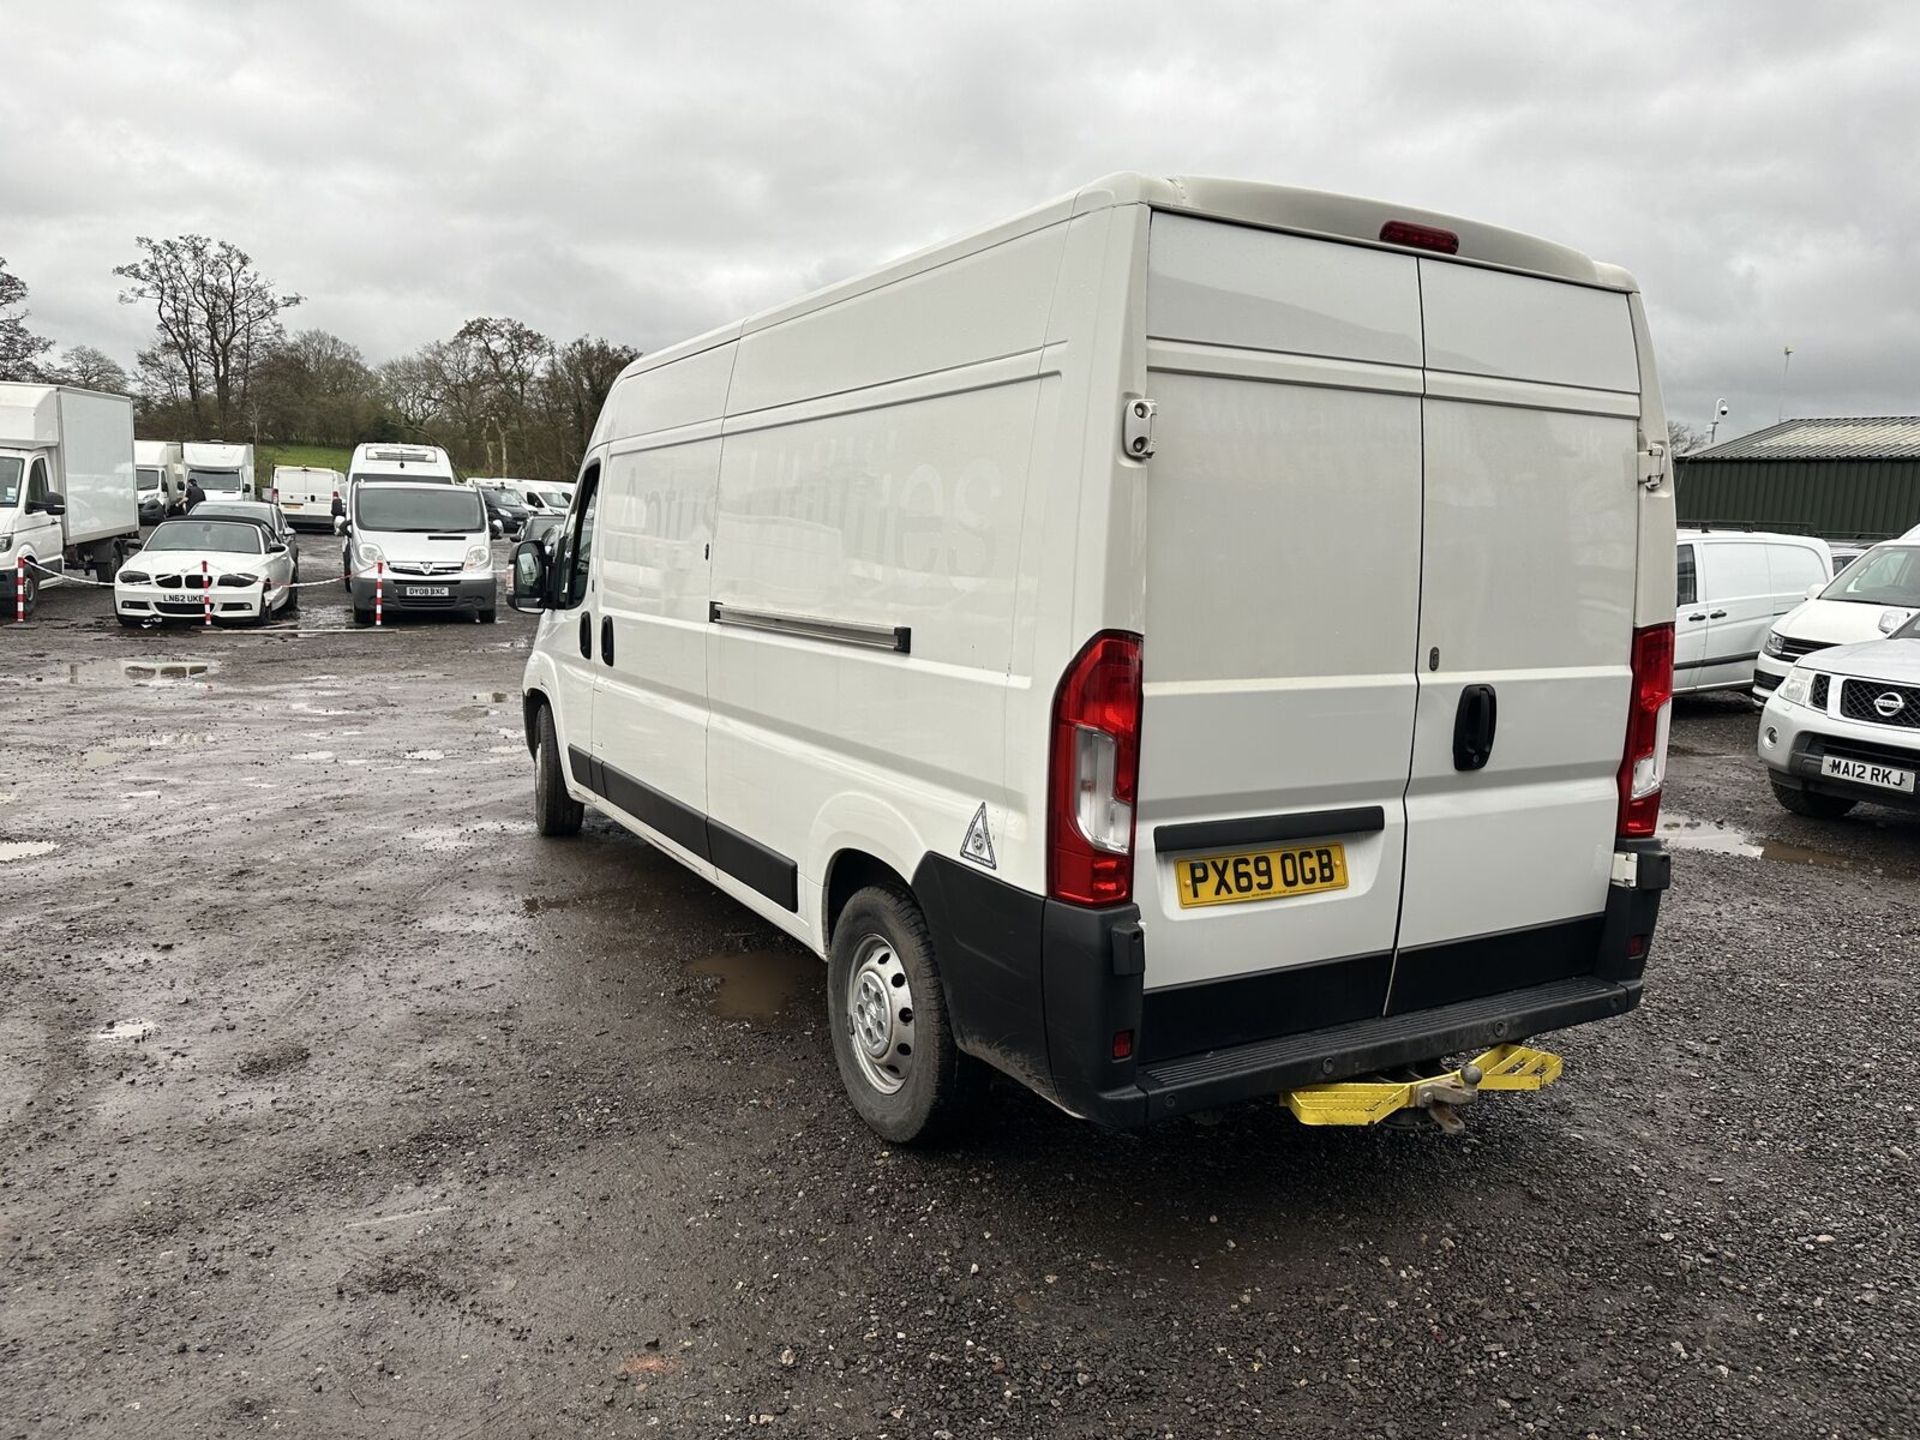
915,840,1668,1130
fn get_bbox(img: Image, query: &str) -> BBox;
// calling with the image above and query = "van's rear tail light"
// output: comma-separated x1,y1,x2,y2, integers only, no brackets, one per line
1618,622,1675,838
1379,220,1460,255
1048,631,1144,906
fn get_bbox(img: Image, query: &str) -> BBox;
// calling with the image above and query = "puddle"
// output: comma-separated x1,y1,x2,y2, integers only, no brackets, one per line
0,841,59,862
1659,816,1853,869
120,790,161,800
292,751,335,762
488,745,521,755
68,658,218,686
686,948,820,1021
96,1018,154,1041
405,749,445,762
474,691,510,703
0,793,15,805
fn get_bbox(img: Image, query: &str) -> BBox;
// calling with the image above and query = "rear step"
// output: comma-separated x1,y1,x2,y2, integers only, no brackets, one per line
1135,976,1637,1121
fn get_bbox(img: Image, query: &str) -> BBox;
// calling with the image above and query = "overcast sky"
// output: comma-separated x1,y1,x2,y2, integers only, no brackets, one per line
5,0,1916,440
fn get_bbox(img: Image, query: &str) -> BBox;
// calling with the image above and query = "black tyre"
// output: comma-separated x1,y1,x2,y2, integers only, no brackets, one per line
1770,778,1856,819
284,580,300,615
117,615,143,629
828,885,977,1144
94,542,123,584
533,704,583,837
352,606,373,627
478,606,497,624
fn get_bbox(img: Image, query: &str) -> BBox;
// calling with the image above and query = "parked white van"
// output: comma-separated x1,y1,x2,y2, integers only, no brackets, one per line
272,464,346,530
1673,528,1831,695
509,173,1677,1141
1754,537,1920,699
343,478,495,625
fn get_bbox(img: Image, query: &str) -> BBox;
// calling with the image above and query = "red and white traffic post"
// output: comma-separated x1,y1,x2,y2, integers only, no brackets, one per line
13,554,23,623
202,559,212,627
375,559,384,626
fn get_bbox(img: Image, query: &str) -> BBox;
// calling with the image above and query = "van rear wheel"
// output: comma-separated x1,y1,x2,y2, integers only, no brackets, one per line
828,886,976,1144
533,704,583,837
1770,778,1856,819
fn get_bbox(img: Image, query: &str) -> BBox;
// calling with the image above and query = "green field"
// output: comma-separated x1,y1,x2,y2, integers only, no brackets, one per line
259,443,354,474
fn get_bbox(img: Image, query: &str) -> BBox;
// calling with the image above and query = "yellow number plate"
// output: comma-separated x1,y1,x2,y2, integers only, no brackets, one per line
1174,842,1349,909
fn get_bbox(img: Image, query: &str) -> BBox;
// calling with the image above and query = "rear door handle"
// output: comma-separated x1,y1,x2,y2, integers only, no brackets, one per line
1708,609,1728,619
1452,684,1498,772
601,616,615,666
1685,612,1707,622
578,612,592,660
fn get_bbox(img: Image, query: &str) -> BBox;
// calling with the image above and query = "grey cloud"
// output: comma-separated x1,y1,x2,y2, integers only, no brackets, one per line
5,0,1917,439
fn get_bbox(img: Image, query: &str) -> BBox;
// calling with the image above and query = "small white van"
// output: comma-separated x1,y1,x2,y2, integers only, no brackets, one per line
1672,528,1831,695
510,173,1677,1141
272,464,346,530
343,478,495,625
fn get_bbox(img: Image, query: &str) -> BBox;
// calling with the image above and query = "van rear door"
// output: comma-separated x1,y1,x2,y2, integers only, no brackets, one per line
1134,217,1425,1056
1390,263,1643,1009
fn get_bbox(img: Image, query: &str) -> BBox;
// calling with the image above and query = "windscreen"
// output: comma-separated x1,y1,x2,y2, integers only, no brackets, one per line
356,486,485,533
143,520,264,554
0,456,24,505
1820,546,1920,606
190,467,244,493
137,466,164,493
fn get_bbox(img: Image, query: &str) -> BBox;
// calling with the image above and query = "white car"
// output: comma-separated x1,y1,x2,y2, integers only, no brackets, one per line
115,516,296,627
1760,616,1920,818
1755,538,1920,699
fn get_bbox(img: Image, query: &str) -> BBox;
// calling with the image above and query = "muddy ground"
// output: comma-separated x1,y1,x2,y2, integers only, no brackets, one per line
1,532,1915,1438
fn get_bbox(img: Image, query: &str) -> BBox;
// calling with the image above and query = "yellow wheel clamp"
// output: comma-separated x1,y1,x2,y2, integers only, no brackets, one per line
1284,1045,1563,1132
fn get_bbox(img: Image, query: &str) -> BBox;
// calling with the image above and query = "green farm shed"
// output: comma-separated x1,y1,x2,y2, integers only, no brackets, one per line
1675,416,1920,540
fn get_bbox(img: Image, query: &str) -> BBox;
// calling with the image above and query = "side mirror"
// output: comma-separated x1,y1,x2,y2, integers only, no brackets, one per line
37,490,66,516
1878,608,1906,636
1806,581,1825,601
509,540,548,612
491,518,505,537
268,542,288,554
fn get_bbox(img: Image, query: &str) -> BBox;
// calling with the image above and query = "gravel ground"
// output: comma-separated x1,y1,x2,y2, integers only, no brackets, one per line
1,536,1915,1438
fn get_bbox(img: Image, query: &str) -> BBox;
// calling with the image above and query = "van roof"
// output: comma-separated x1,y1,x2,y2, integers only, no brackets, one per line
614,171,1635,384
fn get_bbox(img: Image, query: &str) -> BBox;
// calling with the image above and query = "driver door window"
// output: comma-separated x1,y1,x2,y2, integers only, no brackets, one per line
26,459,51,511
555,462,601,609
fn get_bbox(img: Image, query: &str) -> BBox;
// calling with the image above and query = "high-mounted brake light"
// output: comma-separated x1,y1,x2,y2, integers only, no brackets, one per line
1048,631,1144,906
1618,622,1674,838
1379,220,1460,255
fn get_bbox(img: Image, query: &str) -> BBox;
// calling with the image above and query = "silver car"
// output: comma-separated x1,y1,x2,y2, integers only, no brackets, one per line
1759,611,1920,818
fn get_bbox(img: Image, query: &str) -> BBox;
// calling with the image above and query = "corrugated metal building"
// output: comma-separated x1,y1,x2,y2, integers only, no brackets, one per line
1675,416,1920,539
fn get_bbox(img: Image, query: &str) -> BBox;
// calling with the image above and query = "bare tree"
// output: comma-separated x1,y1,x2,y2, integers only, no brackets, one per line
543,336,640,472
114,235,302,435
49,345,131,394
1668,419,1708,456
0,256,53,382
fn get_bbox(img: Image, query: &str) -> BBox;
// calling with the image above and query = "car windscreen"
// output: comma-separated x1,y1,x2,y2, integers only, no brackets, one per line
194,504,273,527
190,467,244,492
1818,546,1920,606
355,486,485,533
536,491,571,508
137,466,164,492
0,456,24,506
142,520,265,554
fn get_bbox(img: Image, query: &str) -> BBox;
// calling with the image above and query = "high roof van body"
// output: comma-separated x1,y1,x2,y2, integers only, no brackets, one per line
513,173,1677,1140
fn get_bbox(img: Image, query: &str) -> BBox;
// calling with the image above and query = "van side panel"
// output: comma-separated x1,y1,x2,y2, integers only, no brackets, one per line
705,224,1068,948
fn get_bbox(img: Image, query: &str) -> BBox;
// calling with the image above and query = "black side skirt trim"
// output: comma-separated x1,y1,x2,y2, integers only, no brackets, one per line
1675,650,1760,670
570,749,799,912
1153,804,1386,855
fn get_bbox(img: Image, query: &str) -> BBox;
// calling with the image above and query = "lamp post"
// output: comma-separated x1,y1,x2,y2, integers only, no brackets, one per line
1778,346,1794,422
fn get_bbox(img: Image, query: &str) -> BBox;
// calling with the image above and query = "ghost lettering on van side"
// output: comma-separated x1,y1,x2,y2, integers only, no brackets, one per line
1186,847,1338,900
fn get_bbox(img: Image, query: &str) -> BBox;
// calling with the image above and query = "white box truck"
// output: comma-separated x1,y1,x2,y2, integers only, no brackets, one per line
134,439,185,523
1,383,140,614
273,464,346,530
507,172,1677,1143
182,441,255,500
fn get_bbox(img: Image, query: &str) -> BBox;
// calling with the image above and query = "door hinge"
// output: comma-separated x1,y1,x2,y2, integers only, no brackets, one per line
1122,396,1158,460
1638,439,1667,491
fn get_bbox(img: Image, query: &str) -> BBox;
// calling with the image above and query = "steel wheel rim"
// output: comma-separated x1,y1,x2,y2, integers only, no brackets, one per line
846,933,915,1096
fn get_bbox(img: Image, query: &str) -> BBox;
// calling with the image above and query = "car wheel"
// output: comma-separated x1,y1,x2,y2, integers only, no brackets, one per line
117,615,142,629
533,704,584,837
284,580,299,616
352,606,373,627
478,607,497,624
1770,778,1857,819
828,885,978,1145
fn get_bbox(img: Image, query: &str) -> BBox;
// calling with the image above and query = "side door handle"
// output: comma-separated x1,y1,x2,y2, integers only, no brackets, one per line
1685,612,1707,622
578,612,592,660
601,616,615,666
1452,684,1498,772
1708,609,1728,619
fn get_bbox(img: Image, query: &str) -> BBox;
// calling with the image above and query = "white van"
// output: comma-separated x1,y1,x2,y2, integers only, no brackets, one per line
343,478,495,625
509,173,1677,1141
272,464,346,530
1673,529,1831,695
